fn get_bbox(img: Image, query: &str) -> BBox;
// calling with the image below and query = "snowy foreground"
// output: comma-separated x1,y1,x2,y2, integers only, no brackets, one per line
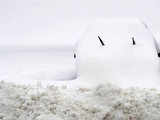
1,81,160,120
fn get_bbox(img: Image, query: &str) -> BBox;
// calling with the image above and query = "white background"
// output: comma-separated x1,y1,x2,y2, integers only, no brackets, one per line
0,0,160,46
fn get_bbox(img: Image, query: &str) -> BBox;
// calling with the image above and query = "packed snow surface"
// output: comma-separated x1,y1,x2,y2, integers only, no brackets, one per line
0,46,77,83
1,81,160,120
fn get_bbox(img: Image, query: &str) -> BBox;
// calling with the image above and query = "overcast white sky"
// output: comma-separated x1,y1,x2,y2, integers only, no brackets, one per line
0,0,160,46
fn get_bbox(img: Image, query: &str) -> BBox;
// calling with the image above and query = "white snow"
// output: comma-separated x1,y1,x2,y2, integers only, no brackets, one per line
0,18,160,120
0,46,77,85
76,18,160,89
1,81,160,120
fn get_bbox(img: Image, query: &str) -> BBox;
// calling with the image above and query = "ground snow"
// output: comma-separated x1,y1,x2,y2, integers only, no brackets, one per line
1,81,160,120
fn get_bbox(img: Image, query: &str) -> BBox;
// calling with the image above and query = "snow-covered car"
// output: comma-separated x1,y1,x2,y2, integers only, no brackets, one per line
74,18,160,88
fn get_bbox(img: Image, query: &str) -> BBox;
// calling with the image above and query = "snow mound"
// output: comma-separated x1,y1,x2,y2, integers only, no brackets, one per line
75,18,160,89
1,81,160,120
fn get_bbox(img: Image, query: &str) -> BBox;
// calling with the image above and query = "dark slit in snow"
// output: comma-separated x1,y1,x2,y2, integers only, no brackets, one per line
132,37,136,45
98,36,105,46
74,53,76,58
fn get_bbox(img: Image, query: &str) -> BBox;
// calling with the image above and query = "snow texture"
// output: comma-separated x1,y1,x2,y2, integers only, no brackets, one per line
1,81,160,120
76,18,160,89
0,18,160,120
0,46,77,85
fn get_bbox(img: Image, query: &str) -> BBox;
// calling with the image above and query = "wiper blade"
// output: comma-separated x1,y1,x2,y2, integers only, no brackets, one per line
98,36,105,46
132,37,136,45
